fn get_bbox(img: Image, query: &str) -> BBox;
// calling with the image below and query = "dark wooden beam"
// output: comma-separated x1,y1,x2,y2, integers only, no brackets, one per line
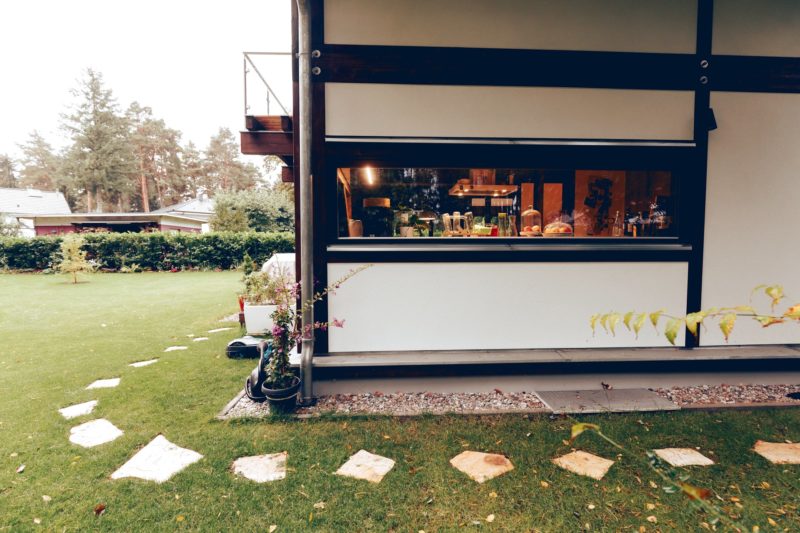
245,115,293,132
240,131,294,156
711,55,800,93
315,44,698,90
281,166,294,183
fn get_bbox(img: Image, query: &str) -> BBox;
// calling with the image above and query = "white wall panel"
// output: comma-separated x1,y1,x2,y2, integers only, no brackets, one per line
328,262,688,352
701,92,800,346
326,83,695,141
324,0,697,54
713,0,800,57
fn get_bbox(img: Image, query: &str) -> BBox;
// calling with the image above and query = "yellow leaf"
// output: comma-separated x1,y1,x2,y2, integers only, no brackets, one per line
599,314,609,332
719,313,736,342
488,491,498,499
664,318,682,346
765,285,784,310
685,312,706,337
648,480,658,489
623,311,635,330
486,514,495,523
767,517,777,526
646,516,657,523
176,516,185,522
608,313,621,336
590,314,600,335
649,309,665,328
755,315,784,328
269,526,278,533
633,313,647,338
570,422,600,442
783,304,800,319
677,482,712,500
540,481,550,489
646,503,656,510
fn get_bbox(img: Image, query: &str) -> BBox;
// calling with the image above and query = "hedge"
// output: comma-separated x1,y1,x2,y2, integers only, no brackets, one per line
0,231,295,271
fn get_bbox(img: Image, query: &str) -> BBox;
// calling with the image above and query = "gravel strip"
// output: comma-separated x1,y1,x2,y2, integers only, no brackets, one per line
222,391,547,419
654,383,800,406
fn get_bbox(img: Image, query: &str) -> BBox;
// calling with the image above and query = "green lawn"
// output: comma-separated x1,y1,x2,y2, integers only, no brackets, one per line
1,272,799,531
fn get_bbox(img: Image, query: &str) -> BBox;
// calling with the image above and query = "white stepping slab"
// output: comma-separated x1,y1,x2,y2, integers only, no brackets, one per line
59,400,98,420
553,450,615,480
653,448,714,467
129,359,158,368
69,419,123,448
111,435,203,483
335,449,395,483
192,337,209,342
164,346,187,352
208,327,233,333
86,378,120,389
232,452,287,483
753,440,800,464
450,451,515,483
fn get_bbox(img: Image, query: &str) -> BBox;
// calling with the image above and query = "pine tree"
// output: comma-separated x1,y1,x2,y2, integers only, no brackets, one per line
203,128,260,192
0,155,17,188
181,141,207,198
60,69,134,212
17,131,64,192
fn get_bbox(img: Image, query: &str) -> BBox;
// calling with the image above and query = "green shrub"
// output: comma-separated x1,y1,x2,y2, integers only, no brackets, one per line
0,231,294,272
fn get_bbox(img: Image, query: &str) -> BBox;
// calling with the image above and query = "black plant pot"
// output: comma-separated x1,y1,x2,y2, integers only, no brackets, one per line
261,376,301,412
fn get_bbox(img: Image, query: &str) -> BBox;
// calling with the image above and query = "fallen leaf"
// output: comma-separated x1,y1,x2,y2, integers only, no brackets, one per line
33,518,41,525
540,481,550,488
176,515,185,522
313,501,326,510
489,491,498,499
94,503,106,516
486,514,495,523
649,481,658,489
16,464,25,473
383,435,391,440
42,495,51,503
646,515,657,523
678,482,713,500
730,496,740,502
570,422,600,442
752,526,760,532
767,518,777,526
760,481,771,489
646,503,656,510
639,526,646,533
10,452,18,457
587,504,596,510
269,526,277,533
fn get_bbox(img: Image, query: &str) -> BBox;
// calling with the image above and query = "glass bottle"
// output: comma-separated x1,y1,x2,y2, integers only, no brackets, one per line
612,210,623,237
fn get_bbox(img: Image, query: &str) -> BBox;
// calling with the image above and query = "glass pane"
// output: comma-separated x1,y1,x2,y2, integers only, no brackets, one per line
337,167,677,239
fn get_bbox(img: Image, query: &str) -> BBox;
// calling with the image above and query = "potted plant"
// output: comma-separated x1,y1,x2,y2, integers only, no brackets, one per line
260,265,371,411
241,267,292,335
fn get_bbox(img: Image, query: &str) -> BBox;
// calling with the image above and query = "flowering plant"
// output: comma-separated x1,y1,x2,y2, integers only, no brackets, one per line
264,264,371,389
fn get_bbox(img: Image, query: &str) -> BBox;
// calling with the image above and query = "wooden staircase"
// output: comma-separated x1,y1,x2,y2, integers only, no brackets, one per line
241,115,294,182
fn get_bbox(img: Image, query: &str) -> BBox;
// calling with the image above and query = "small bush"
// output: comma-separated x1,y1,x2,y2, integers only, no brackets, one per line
0,231,294,272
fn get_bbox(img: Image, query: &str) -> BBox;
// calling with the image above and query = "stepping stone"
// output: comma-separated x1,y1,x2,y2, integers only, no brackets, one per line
231,452,287,483
450,451,514,483
653,448,714,467
111,435,203,483
59,400,98,420
69,419,123,448
753,440,800,464
164,346,187,352
553,450,614,480
335,449,395,483
536,389,678,414
208,327,233,334
192,337,209,342
129,359,158,368
86,378,120,390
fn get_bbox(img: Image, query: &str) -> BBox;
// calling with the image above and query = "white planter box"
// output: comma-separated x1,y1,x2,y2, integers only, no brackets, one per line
243,303,277,335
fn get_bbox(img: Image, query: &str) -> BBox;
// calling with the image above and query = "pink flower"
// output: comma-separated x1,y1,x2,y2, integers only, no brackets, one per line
331,318,346,328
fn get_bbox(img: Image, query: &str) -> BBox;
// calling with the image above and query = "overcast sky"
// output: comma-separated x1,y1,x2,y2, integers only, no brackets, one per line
0,0,292,161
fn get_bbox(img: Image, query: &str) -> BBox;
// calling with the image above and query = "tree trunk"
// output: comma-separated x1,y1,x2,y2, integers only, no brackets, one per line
140,159,150,212
87,190,93,212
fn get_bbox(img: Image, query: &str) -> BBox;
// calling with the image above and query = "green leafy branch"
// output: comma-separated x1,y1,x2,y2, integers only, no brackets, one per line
590,284,800,345
570,422,736,529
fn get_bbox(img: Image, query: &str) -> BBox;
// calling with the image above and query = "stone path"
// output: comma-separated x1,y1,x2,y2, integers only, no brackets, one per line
54,326,800,500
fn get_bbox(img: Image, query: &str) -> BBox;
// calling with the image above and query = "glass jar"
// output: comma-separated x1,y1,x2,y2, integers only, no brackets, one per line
521,206,542,236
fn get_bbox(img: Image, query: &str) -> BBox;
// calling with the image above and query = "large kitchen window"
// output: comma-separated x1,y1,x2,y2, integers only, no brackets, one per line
336,167,677,240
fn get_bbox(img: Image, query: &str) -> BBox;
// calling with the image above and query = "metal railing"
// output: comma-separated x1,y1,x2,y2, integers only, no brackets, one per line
243,51,292,118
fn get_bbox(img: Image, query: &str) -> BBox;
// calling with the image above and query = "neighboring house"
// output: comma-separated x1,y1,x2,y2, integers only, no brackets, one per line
243,1,800,395
153,192,215,232
31,213,205,235
0,187,71,237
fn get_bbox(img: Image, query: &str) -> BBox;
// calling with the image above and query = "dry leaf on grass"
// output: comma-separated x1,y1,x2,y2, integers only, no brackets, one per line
540,481,550,488
269,525,277,532
486,514,495,523
16,464,25,473
94,503,106,516
313,501,326,510
646,515,657,523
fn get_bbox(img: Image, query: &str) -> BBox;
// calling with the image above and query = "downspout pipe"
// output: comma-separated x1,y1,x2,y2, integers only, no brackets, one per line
296,0,315,405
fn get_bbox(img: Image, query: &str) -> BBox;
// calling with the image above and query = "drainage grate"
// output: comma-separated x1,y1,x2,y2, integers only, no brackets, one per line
786,392,800,401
